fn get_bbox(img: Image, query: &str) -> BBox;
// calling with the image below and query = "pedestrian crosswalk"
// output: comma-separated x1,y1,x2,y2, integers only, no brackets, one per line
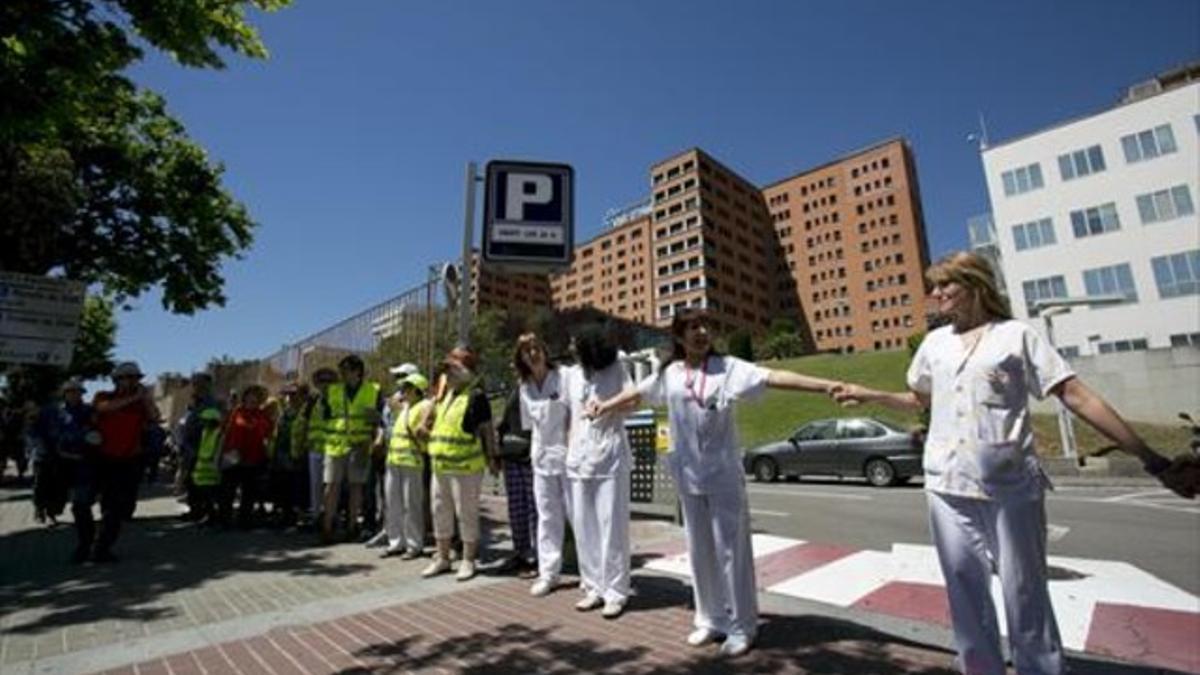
642,533,1200,673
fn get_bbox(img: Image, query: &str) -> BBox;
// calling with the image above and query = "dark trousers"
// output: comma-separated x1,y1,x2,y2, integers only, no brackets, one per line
362,453,386,531
219,464,265,528
34,456,71,519
503,461,537,559
189,484,219,521
72,459,141,555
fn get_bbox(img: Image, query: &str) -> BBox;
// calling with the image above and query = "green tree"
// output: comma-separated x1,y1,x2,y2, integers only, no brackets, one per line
2,0,290,313
759,332,807,361
727,329,755,362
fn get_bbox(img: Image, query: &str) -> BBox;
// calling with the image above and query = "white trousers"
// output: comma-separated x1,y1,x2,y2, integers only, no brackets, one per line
679,484,758,639
569,471,630,603
533,471,572,582
384,464,424,553
307,452,324,517
927,491,1064,675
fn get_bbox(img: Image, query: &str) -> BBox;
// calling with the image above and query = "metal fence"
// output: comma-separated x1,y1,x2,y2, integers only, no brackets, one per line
261,267,450,383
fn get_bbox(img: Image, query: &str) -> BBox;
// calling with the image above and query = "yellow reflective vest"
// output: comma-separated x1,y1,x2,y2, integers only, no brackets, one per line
305,396,330,455
387,399,431,468
428,389,485,474
192,426,223,487
324,382,381,458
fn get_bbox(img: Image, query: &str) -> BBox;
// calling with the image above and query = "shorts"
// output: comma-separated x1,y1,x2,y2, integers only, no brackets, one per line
323,449,369,486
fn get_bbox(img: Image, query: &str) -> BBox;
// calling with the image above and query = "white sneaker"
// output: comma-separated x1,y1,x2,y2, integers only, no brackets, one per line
718,634,752,657
455,559,476,581
421,556,451,578
687,628,722,646
574,592,603,611
600,598,626,619
530,579,555,597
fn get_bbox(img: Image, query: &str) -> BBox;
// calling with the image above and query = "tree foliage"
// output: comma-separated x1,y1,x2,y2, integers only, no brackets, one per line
1,0,290,313
727,329,755,362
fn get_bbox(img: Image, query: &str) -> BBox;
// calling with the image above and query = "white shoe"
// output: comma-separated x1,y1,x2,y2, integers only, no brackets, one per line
530,579,555,597
574,592,603,611
718,634,752,657
455,559,476,581
600,598,626,619
421,556,451,578
687,628,722,646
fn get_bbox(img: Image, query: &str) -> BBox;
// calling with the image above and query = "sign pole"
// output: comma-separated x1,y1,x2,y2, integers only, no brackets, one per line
459,162,477,348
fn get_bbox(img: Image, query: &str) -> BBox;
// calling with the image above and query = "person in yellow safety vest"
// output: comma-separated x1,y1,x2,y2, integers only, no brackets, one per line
421,346,499,582
320,355,382,544
380,372,433,559
304,368,338,526
268,383,309,528
189,407,224,525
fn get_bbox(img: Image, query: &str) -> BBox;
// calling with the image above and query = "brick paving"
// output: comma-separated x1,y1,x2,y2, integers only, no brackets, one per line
92,578,961,675
3,480,1184,674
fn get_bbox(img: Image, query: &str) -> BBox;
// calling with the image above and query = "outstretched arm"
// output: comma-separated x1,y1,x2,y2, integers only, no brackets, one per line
765,369,840,394
588,387,642,419
831,383,929,413
1054,377,1195,499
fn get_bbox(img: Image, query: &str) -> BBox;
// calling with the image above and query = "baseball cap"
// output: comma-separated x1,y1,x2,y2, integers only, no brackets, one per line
401,373,429,392
389,362,419,378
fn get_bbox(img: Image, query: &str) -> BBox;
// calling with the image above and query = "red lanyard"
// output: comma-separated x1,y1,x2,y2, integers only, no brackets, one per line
684,357,708,408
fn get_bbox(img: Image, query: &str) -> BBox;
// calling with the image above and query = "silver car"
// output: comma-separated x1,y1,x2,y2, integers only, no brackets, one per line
743,417,924,487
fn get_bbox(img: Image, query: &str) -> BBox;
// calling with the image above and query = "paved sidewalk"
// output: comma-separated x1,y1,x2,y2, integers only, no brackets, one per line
1,481,1191,674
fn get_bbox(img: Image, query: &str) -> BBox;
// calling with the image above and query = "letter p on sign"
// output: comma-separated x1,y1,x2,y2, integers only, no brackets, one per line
505,173,553,220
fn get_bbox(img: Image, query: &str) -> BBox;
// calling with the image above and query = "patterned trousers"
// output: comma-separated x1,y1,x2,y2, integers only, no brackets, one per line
503,460,537,559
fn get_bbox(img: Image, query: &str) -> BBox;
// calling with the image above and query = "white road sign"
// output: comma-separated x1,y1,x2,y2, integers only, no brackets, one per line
0,272,86,367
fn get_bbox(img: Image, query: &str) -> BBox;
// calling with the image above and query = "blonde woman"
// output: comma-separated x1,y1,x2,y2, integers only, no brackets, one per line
832,251,1196,675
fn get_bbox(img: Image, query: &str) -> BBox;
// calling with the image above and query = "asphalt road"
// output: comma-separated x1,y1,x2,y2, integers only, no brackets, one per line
742,477,1200,595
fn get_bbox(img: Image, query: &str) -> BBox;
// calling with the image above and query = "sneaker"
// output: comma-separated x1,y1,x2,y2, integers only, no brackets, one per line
529,579,555,597
399,549,422,560
718,634,752,657
364,531,388,548
379,546,403,559
601,598,626,619
455,559,476,582
574,592,603,611
686,628,723,646
421,556,451,578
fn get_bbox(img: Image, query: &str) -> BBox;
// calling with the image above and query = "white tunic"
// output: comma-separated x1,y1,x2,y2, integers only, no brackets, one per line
637,355,770,495
907,320,1074,501
518,367,570,476
564,363,632,479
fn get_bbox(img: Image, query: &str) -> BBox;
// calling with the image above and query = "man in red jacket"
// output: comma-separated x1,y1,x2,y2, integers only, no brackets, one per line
82,361,160,563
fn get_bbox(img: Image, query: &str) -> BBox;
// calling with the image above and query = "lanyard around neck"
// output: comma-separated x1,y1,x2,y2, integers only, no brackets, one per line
684,356,709,407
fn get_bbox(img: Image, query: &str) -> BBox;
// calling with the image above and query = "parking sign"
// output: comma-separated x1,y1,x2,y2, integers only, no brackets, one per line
482,160,574,269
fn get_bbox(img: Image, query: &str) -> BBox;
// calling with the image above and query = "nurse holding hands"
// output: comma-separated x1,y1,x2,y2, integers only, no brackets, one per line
588,308,839,657
831,252,1197,675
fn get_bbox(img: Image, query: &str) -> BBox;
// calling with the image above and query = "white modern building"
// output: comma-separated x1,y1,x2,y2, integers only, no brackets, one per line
981,65,1200,357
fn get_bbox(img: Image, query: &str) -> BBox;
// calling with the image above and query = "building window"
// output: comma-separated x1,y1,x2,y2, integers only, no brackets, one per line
1022,275,1067,314
1058,346,1080,359
1136,185,1195,224
1170,332,1200,348
1001,163,1044,196
1083,263,1137,304
1121,124,1177,163
1151,249,1200,299
1012,218,1056,251
1097,338,1149,354
1057,145,1106,181
1069,203,1120,238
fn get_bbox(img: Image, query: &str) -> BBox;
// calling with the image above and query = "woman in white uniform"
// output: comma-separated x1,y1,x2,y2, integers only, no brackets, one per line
513,333,573,597
588,309,840,657
565,324,634,619
832,252,1195,675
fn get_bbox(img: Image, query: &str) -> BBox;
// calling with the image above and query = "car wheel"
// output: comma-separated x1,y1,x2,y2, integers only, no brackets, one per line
753,457,779,483
864,458,896,487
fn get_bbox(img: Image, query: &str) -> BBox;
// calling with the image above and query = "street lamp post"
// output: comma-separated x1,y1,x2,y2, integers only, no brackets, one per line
1031,295,1126,464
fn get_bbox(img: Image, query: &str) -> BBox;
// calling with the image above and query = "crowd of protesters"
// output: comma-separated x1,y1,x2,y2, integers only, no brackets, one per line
4,251,1198,668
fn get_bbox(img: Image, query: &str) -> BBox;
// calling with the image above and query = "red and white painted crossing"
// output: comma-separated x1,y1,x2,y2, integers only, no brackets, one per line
642,534,1200,673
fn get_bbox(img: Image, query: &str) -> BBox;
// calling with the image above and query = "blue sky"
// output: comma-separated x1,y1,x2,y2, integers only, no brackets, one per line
117,0,1200,378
